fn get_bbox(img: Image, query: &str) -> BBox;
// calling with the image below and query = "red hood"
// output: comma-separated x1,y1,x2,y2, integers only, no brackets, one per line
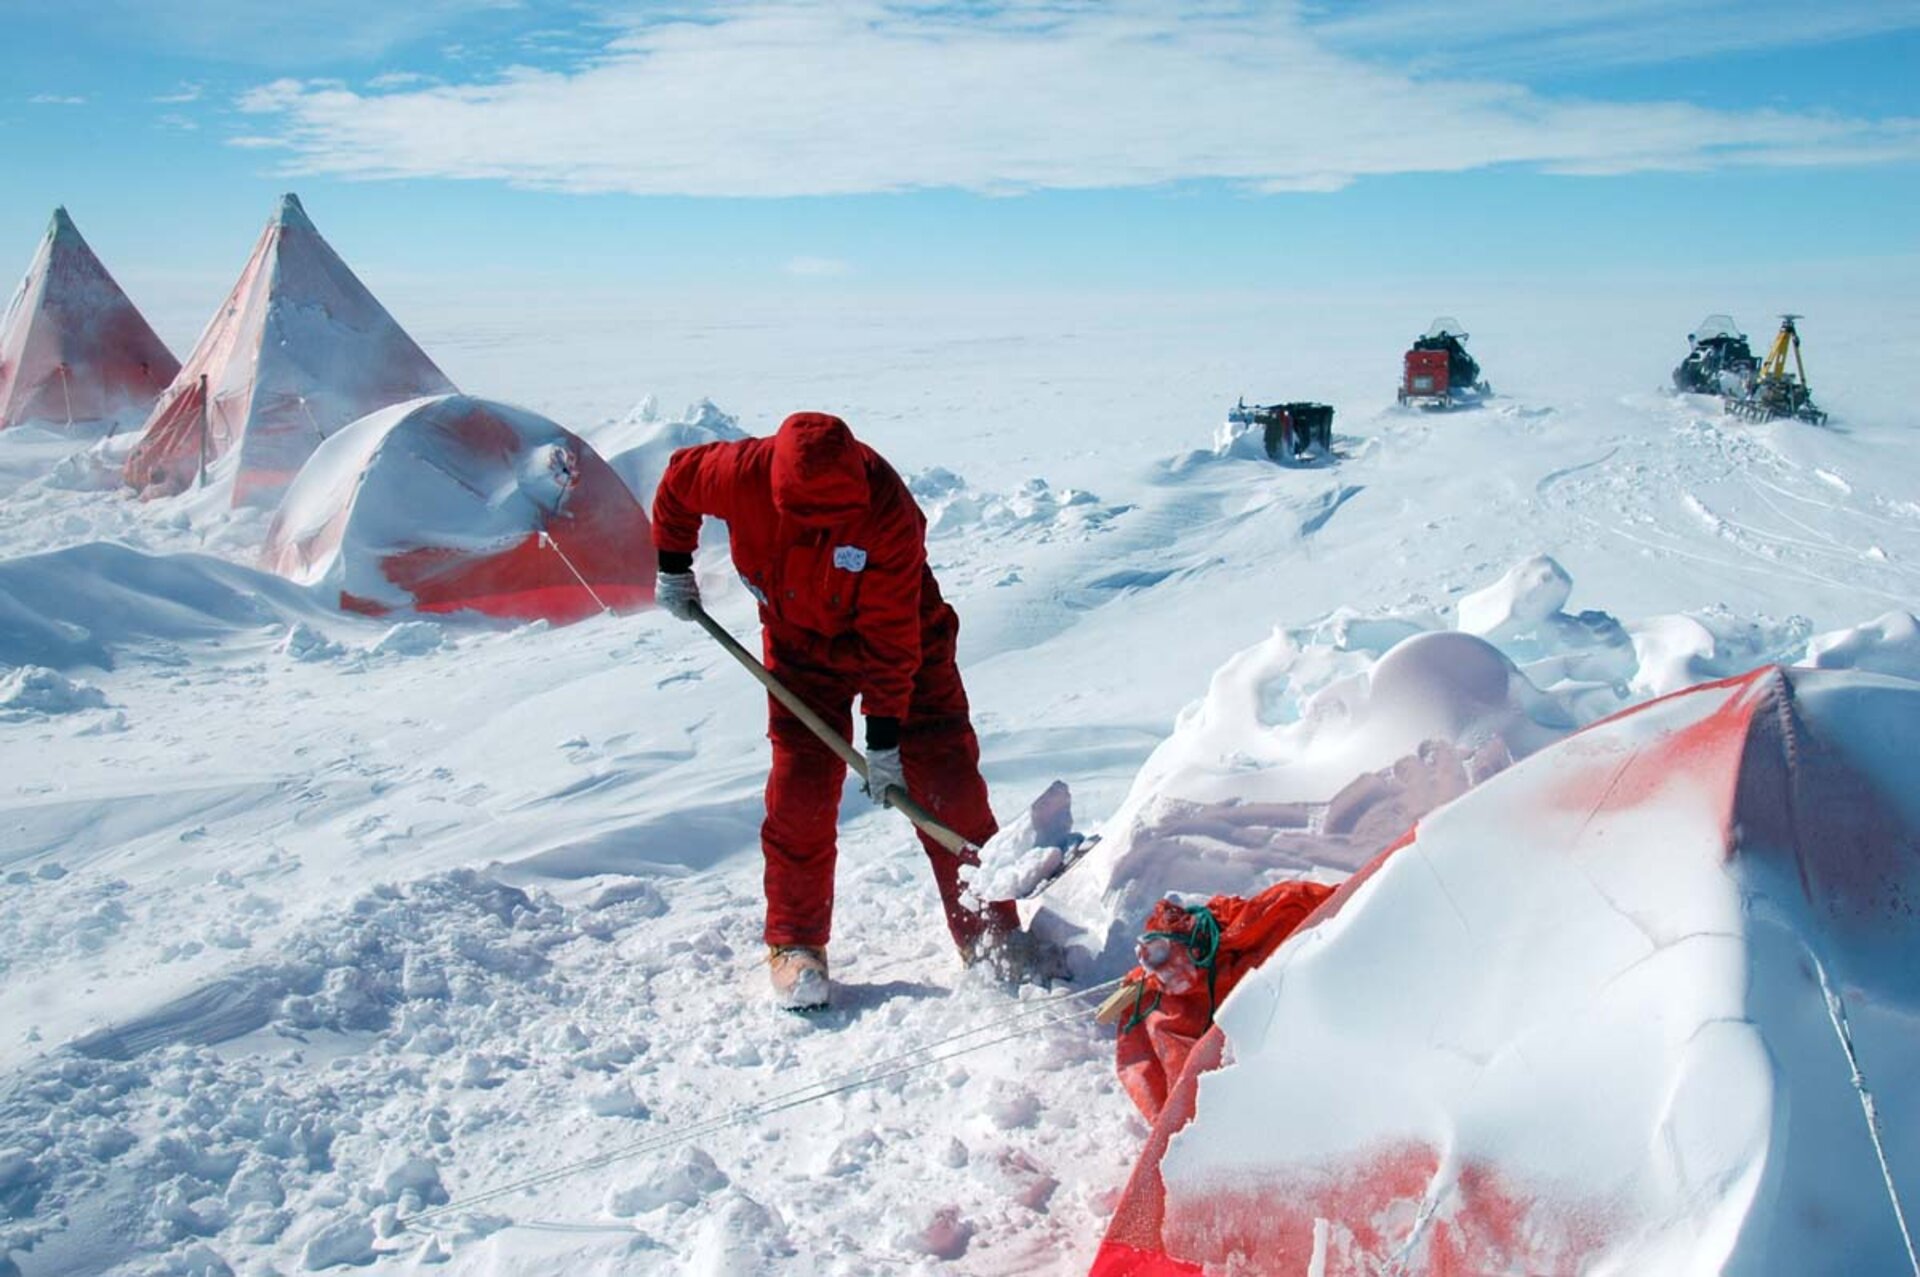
771,412,870,526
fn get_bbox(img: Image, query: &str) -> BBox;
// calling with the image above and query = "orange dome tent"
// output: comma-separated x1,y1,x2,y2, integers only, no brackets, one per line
1094,665,1920,1276
261,394,654,624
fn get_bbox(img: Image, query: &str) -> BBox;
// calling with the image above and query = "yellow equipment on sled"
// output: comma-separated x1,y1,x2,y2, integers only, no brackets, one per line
1727,314,1827,425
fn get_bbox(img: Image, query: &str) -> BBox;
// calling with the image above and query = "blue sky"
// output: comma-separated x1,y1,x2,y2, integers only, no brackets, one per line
1,1,1915,305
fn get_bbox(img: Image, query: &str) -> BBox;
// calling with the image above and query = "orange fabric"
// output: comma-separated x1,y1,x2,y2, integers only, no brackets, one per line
1116,879,1336,1122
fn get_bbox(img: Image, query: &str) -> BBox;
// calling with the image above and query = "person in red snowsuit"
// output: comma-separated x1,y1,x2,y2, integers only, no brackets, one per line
650,412,1021,1007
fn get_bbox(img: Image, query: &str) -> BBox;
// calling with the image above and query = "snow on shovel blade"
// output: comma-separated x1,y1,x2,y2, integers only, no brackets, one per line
968,780,1101,902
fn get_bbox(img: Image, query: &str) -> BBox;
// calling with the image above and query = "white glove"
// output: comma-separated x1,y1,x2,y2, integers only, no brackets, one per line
655,571,701,621
863,747,905,808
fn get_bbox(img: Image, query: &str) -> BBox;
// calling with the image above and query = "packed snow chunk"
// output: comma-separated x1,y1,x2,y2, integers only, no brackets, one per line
124,193,454,509
1094,667,1920,1276
586,876,669,916
262,395,654,625
276,622,344,663
1455,554,1571,637
596,395,746,512
0,665,109,717
900,1206,976,1261
1629,605,1811,698
908,467,1124,542
1454,554,1635,711
966,779,1079,901
606,1146,729,1215
685,1190,792,1276
1803,610,1920,681
300,1215,375,1269
373,1151,446,1210
1135,628,1568,810
584,1081,650,1119
368,622,444,658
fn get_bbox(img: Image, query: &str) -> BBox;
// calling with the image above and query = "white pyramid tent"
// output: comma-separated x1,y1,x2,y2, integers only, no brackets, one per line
124,193,454,507
0,208,179,432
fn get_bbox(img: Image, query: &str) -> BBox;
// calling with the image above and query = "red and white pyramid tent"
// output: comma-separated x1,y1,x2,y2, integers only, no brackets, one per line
0,208,178,432
124,193,453,507
1095,665,1920,1275
261,394,655,624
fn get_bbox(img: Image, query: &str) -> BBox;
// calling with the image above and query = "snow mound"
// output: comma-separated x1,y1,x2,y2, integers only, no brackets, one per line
594,395,746,513
0,542,319,670
908,467,1126,541
0,666,109,718
1804,610,1920,681
1028,556,1833,970
1097,666,1920,1275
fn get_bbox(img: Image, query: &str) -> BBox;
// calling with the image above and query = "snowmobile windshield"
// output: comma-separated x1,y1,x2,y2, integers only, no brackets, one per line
1690,315,1743,343
1423,318,1467,340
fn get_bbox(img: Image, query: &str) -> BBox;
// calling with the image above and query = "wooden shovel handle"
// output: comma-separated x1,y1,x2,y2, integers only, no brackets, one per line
689,604,975,857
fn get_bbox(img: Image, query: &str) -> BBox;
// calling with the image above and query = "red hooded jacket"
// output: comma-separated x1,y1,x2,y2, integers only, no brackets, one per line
651,413,938,721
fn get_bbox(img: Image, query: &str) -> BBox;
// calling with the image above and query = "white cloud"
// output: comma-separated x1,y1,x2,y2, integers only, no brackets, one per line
231,1,1920,197
784,256,851,278
154,81,205,104
28,94,88,106
1312,0,1920,75
158,113,200,131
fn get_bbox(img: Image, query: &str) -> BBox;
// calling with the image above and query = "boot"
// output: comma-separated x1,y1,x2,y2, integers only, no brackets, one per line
767,944,830,1011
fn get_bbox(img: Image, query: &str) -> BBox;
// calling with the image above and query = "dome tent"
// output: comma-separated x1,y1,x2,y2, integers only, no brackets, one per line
261,394,654,624
124,193,453,508
1094,664,1920,1276
0,208,178,432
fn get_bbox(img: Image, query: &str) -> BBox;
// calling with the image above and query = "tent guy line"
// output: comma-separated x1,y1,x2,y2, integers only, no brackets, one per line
399,975,1128,1234
1812,940,1920,1275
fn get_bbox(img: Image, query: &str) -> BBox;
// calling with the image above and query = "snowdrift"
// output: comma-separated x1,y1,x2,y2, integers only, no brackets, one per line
592,394,747,513
1094,665,1920,1276
0,541,319,670
0,208,178,433
123,193,454,509
261,394,655,624
1023,555,1816,970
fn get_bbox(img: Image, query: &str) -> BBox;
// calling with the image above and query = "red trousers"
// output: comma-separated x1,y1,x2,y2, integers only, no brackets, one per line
761,603,1019,952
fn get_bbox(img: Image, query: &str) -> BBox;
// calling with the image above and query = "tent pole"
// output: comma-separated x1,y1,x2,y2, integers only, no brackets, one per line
197,375,209,488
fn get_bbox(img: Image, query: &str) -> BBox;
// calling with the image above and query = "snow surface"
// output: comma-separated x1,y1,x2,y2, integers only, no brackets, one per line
1,290,1918,1274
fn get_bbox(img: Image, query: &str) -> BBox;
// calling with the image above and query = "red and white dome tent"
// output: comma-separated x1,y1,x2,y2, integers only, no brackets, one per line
124,193,453,508
0,208,178,433
1094,665,1920,1276
261,394,655,625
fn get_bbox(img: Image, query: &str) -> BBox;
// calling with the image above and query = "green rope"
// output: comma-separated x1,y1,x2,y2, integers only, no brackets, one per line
1124,904,1224,1032
1119,982,1161,1034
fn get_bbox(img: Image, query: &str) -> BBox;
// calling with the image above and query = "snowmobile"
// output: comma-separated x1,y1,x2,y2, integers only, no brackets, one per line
1397,318,1491,409
1672,315,1757,397
1227,399,1334,461
1726,314,1827,425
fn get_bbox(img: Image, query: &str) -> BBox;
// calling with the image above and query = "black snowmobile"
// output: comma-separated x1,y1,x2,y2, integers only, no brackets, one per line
1672,315,1757,396
1227,399,1334,461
